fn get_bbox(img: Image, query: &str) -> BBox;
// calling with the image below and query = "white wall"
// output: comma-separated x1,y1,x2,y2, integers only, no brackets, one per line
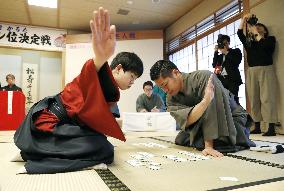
65,39,163,112
0,55,22,87
39,57,62,100
0,48,62,105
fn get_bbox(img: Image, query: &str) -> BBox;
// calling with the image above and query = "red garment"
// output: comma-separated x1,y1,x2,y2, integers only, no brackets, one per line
34,109,59,132
35,59,125,141
0,91,25,130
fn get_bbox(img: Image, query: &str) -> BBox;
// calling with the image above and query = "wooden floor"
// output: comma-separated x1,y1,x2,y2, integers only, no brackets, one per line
0,131,284,191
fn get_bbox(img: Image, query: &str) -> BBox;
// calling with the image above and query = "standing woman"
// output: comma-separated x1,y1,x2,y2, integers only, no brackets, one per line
238,14,277,136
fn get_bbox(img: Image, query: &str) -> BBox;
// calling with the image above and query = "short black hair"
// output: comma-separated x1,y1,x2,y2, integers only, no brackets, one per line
143,81,153,89
6,74,15,80
256,23,269,38
110,52,143,77
150,60,179,81
218,34,230,43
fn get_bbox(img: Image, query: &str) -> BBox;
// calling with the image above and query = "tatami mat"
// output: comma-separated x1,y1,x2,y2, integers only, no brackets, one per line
0,142,111,191
0,135,13,143
231,141,284,165
153,134,284,166
1,170,110,191
250,134,284,144
0,131,15,136
0,131,15,143
108,137,284,191
231,180,284,191
1,131,284,191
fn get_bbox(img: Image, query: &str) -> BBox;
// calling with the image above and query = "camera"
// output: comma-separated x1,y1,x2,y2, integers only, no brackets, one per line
217,34,229,49
246,14,258,26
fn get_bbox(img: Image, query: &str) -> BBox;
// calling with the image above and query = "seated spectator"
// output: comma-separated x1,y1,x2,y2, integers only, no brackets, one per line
136,81,166,112
1,74,22,91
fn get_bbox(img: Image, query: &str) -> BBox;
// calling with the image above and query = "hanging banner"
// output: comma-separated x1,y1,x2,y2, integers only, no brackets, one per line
0,23,66,51
22,63,38,108
7,91,13,114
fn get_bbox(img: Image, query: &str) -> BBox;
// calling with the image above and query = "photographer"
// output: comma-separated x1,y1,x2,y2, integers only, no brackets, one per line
212,34,242,104
238,13,277,136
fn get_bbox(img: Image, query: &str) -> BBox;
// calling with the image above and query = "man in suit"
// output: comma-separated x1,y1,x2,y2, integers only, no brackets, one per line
212,34,242,104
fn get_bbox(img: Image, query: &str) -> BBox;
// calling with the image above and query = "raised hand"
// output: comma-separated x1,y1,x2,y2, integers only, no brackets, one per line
90,7,116,71
214,45,219,52
242,13,252,21
203,74,215,104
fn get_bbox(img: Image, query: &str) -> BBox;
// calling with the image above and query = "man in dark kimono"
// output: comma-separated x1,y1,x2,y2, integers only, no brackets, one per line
150,60,255,157
13,7,143,174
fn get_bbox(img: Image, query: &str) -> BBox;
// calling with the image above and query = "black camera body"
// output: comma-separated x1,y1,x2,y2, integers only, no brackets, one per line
247,15,258,26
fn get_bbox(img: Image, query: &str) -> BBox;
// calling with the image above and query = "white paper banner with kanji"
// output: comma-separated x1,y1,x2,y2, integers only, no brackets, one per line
0,23,66,51
22,63,38,108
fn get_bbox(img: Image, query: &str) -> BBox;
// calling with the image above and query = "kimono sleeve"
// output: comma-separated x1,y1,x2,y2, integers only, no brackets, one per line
61,59,125,141
167,97,194,130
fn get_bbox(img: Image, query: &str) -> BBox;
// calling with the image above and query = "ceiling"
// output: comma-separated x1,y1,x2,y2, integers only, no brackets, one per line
0,0,203,32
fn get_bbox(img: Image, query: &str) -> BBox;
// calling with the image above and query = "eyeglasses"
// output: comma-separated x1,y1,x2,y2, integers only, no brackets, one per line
144,88,153,92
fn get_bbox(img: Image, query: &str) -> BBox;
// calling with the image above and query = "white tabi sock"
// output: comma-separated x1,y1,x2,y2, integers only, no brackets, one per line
10,152,24,162
16,166,27,174
84,163,108,170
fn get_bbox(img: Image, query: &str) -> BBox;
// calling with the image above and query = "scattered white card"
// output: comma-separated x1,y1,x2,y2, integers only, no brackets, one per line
162,155,176,159
174,158,187,162
148,142,168,148
132,142,168,148
148,165,161,170
137,152,155,158
219,177,239,182
178,151,210,160
130,154,150,161
187,158,199,161
148,162,161,166
127,152,162,170
162,155,187,162
126,160,145,167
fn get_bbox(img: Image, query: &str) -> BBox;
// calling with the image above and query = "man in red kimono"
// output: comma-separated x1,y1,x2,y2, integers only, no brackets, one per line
13,7,143,174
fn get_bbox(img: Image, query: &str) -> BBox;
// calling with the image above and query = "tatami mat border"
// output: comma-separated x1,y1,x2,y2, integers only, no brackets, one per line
208,176,284,191
95,169,131,191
